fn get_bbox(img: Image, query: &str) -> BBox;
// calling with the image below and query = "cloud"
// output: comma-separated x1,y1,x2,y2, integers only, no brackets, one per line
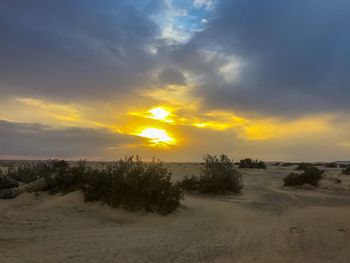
193,0,215,10
1,0,349,118
0,120,140,159
158,68,186,85
0,0,161,100
177,0,350,117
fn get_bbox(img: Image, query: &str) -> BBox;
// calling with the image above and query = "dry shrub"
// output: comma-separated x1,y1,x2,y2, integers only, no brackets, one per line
284,166,324,187
238,158,266,169
342,166,350,175
180,154,243,194
4,158,183,215
83,157,183,215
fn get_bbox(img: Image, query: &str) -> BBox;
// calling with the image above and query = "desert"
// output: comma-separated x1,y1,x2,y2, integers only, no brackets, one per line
2,1,350,262
1,162,350,263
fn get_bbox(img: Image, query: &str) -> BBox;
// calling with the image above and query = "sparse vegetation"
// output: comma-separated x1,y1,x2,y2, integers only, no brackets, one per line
6,162,43,183
284,166,324,187
6,160,69,184
4,157,183,215
238,158,266,169
325,162,338,168
282,162,296,167
342,165,350,175
180,154,243,194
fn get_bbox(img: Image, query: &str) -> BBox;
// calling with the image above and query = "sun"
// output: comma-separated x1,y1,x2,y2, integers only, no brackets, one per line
137,127,175,146
149,107,171,121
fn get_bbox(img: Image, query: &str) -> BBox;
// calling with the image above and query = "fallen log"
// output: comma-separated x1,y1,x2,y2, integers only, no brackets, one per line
0,177,48,199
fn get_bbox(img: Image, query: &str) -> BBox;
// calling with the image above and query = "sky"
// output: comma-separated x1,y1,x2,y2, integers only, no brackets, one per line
1,0,350,162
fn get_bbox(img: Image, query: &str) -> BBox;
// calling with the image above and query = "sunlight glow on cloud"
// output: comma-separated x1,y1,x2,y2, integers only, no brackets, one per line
149,107,173,122
136,127,176,147
0,94,348,161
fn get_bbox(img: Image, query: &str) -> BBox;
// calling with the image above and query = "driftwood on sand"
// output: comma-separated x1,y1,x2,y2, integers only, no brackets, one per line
0,177,48,199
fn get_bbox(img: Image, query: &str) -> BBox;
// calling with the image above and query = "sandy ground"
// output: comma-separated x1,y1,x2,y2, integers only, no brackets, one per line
1,164,350,263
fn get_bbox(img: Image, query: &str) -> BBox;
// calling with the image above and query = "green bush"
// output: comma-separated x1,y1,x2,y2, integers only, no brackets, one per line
83,157,183,215
180,154,243,194
284,166,324,187
238,158,266,169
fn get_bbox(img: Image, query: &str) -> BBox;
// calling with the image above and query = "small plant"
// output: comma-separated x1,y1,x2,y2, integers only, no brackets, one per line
284,166,324,187
180,154,243,194
238,158,266,169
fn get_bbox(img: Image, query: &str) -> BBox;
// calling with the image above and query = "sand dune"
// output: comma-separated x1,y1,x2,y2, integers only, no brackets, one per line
1,165,350,262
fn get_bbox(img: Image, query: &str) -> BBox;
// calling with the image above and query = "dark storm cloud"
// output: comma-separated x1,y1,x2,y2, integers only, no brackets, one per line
180,0,350,116
0,0,162,100
0,120,139,158
2,0,350,117
158,68,186,85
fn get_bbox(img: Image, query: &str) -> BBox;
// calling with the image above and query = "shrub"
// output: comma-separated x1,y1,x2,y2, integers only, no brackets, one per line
179,175,200,191
83,157,183,215
83,169,113,204
284,166,324,187
238,158,266,169
295,162,314,171
0,172,19,189
325,162,338,168
180,154,243,194
45,160,87,194
342,166,350,175
6,160,69,184
6,162,42,183
4,158,183,215
282,162,296,167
